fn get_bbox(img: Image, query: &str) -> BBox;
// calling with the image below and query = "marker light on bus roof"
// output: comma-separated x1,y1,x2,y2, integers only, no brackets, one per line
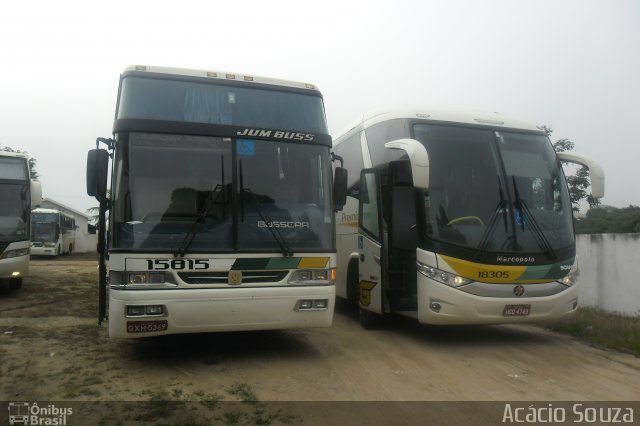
226,74,236,80
135,65,146,71
207,72,218,78
244,76,254,81
304,83,315,90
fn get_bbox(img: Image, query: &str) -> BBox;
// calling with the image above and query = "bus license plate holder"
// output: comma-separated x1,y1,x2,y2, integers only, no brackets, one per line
127,320,168,333
502,304,531,317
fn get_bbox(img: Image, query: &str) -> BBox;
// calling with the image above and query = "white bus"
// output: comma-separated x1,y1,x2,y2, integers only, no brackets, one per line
333,110,604,327
0,151,42,289
30,208,76,256
86,65,347,338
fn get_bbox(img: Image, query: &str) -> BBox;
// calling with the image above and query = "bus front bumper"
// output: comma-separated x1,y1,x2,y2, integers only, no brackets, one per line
30,245,57,256
108,286,335,338
0,254,29,280
417,277,579,325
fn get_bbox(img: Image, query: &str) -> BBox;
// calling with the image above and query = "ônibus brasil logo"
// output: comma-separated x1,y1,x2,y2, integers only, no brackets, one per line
8,402,73,425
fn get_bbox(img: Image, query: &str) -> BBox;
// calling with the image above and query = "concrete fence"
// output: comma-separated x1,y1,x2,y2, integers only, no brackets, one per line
576,233,640,317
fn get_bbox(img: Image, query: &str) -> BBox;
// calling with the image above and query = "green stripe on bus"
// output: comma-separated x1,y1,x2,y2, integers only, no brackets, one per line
231,258,271,270
267,258,302,269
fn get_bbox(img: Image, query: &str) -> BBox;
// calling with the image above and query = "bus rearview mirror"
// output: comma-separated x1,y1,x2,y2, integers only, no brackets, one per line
87,149,109,200
30,180,43,207
556,152,605,199
384,139,430,190
333,167,348,211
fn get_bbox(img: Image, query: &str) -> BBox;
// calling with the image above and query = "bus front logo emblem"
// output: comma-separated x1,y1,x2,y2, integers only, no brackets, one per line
228,271,242,285
513,285,525,297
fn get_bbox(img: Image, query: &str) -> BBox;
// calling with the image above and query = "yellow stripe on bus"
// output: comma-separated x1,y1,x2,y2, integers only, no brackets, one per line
298,257,329,268
439,255,526,284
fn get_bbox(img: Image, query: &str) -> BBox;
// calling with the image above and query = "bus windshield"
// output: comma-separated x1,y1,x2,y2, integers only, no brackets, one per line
0,184,28,243
117,76,328,134
112,132,334,252
413,124,574,258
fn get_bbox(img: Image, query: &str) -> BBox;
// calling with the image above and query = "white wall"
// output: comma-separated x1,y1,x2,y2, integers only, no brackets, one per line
576,233,640,317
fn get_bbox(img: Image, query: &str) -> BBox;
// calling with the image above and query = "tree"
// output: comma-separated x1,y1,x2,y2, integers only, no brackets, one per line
1,145,39,180
541,126,591,213
574,205,640,234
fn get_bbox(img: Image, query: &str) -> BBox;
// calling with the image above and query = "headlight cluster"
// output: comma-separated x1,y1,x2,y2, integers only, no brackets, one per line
109,271,175,287
557,266,579,287
416,261,472,288
0,248,30,259
288,268,335,285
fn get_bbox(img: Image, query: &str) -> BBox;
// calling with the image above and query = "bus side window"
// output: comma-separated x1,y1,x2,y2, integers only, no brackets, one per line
365,119,406,166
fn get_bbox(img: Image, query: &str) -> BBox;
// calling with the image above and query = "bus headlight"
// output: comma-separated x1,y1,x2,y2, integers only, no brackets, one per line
289,269,332,285
557,266,579,287
417,261,471,288
126,272,172,285
0,248,30,259
128,273,147,284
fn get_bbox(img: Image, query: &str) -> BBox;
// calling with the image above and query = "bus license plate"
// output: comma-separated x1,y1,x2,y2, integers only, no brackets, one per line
127,320,168,333
503,304,531,317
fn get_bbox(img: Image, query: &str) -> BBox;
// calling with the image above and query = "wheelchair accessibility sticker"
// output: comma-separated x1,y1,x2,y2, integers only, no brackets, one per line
237,139,256,157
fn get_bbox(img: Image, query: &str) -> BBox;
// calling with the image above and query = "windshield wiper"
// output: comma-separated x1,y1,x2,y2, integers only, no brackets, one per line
476,178,509,258
174,157,226,257
239,159,293,257
511,176,557,261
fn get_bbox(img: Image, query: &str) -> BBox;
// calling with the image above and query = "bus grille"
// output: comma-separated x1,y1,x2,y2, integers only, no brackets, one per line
178,271,289,285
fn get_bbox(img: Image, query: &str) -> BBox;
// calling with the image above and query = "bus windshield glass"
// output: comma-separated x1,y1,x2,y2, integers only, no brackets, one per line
0,156,29,243
0,156,28,181
0,184,28,243
31,213,60,243
117,76,328,134
413,124,574,258
112,133,334,252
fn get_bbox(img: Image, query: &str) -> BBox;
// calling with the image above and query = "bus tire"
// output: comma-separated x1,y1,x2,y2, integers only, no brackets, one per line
359,308,381,329
9,278,22,290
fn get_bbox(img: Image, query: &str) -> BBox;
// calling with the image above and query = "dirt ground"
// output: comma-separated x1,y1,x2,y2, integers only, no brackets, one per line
1,256,639,425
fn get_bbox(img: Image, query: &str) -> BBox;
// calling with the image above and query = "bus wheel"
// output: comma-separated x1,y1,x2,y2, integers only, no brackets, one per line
9,278,23,290
359,308,381,329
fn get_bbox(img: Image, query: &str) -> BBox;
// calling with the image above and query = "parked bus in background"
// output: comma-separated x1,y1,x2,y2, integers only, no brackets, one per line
86,65,347,338
333,110,604,328
0,151,42,289
30,208,77,256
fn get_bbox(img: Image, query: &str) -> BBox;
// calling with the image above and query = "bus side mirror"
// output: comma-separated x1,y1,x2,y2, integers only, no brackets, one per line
87,149,109,200
333,167,348,211
384,139,430,190
556,152,605,199
30,180,43,207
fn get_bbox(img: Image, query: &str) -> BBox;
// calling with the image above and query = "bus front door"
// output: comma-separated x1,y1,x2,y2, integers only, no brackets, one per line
357,169,384,326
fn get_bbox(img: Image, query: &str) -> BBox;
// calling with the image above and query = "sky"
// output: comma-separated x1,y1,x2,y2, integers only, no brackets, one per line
1,0,638,215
